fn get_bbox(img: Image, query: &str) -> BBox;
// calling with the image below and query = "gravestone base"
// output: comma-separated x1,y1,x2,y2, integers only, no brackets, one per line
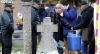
36,17,58,54
36,33,58,54
12,38,23,45
37,50,58,54
12,30,23,45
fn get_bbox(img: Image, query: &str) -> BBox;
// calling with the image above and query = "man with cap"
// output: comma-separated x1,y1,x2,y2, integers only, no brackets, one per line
31,0,40,54
71,1,94,54
1,3,14,54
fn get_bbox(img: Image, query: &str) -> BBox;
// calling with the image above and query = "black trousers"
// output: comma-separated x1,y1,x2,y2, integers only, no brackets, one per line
53,32,59,42
88,41,95,54
0,31,2,43
32,33,37,54
2,30,12,54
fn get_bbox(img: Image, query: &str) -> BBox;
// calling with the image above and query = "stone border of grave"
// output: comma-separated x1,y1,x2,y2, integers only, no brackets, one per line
12,30,23,45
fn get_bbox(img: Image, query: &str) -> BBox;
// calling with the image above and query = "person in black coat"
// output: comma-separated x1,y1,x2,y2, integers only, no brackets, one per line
47,3,71,42
72,5,94,30
71,1,94,54
0,14,1,43
88,18,95,54
31,1,40,54
47,3,71,54
1,3,14,54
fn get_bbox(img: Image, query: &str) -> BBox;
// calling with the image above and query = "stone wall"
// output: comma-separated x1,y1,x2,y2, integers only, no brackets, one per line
13,0,20,27
0,1,4,14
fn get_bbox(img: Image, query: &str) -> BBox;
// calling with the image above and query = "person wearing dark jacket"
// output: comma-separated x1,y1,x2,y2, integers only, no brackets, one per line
88,18,95,54
47,3,71,42
1,3,14,54
47,3,71,54
46,2,55,15
31,1,40,54
0,14,2,43
71,1,94,54
38,4,45,22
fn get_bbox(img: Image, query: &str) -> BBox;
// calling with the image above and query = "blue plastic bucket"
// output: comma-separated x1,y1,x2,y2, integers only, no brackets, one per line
67,34,81,51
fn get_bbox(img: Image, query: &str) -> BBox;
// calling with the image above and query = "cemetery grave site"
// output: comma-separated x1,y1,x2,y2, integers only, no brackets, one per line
0,0,100,54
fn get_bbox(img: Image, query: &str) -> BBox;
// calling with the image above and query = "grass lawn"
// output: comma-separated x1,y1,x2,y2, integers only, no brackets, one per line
0,44,1,52
0,43,23,53
0,42,80,54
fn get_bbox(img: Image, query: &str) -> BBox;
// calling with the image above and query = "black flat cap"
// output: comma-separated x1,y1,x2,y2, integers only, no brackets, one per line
79,1,87,6
33,0,41,4
60,0,68,6
5,3,14,8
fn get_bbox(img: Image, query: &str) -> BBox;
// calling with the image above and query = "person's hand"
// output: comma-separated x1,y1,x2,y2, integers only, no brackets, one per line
62,6,68,10
71,27,73,30
62,4,69,10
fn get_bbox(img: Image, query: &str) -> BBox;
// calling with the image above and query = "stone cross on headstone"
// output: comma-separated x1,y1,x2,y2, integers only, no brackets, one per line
36,17,58,54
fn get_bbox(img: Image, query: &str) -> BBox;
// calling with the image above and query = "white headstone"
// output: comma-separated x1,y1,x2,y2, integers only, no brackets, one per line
36,17,58,54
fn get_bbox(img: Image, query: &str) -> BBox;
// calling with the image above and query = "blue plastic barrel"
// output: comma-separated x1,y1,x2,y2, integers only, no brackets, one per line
67,34,81,51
